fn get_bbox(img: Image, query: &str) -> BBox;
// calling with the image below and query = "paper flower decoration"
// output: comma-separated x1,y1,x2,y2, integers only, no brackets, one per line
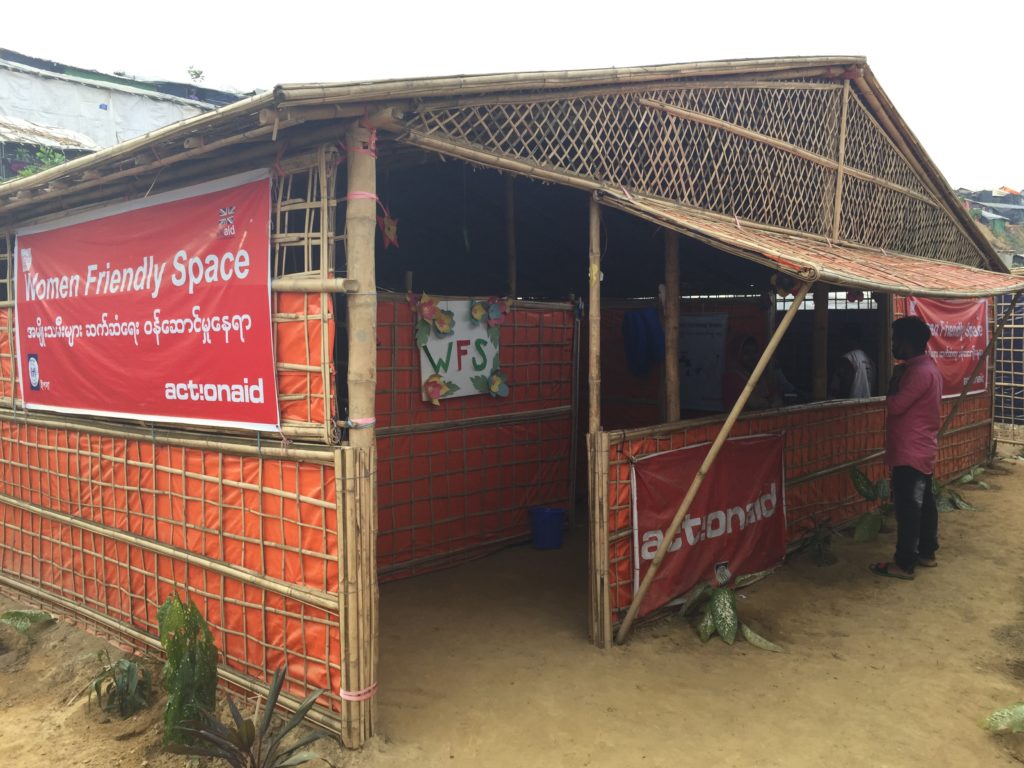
487,369,509,398
423,374,459,405
469,300,489,325
409,293,456,345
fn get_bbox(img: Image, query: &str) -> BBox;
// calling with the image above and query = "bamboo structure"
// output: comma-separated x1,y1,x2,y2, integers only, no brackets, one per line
615,282,811,644
663,232,681,422
813,284,829,400
340,122,379,744
1,54,1022,745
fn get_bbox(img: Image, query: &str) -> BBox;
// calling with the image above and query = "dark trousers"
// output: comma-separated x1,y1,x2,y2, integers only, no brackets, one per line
892,465,939,573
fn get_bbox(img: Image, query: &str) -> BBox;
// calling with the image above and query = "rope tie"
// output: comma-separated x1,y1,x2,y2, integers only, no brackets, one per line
339,682,378,702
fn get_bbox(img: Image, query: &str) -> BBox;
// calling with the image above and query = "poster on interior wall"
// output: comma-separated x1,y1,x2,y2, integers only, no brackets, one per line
14,170,279,431
630,434,786,618
679,313,729,411
905,297,988,398
412,295,507,404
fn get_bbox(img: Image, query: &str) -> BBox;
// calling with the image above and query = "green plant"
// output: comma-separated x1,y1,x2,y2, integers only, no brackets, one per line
933,478,975,512
89,649,152,717
849,467,892,543
0,609,54,636
695,587,783,652
789,514,837,566
956,466,991,490
167,667,325,768
15,146,67,177
982,702,1024,734
158,593,219,745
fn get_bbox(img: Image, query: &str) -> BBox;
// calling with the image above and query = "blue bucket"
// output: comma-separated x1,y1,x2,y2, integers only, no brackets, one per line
529,506,565,550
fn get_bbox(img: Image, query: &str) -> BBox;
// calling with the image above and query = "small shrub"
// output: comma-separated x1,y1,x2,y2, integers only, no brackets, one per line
168,666,325,768
158,593,218,745
89,649,152,717
983,702,1024,734
0,610,54,636
695,587,783,652
850,467,892,542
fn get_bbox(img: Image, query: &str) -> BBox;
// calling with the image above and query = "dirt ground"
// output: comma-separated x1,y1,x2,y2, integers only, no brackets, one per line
3,456,1024,767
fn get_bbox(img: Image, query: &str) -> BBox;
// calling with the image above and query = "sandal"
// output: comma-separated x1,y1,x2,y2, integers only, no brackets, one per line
869,562,915,580
917,557,938,568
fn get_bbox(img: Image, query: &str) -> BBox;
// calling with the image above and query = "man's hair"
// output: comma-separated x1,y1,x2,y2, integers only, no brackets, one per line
892,316,932,355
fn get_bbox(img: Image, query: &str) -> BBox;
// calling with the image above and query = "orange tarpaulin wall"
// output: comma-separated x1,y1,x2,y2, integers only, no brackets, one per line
0,296,348,714
375,299,576,578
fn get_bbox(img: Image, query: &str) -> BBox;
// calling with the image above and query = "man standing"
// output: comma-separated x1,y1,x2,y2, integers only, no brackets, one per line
831,324,877,399
869,315,943,580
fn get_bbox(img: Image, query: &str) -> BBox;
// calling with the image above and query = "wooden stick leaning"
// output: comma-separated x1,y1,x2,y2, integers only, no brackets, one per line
937,289,1023,439
615,281,811,644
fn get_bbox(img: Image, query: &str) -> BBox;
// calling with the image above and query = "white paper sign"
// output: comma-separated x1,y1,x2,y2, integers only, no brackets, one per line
419,300,503,402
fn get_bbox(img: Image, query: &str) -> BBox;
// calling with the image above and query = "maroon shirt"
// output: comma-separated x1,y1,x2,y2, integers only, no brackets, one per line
885,354,943,474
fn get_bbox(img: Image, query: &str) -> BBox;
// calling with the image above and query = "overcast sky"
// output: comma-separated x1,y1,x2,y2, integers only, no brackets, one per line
4,1,1020,190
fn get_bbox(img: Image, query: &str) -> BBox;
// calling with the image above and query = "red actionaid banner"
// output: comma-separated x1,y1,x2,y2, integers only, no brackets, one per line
15,170,279,431
906,297,988,398
630,434,786,618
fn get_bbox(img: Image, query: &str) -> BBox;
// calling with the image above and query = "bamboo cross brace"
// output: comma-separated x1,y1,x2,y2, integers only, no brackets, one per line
615,281,811,644
938,290,1023,439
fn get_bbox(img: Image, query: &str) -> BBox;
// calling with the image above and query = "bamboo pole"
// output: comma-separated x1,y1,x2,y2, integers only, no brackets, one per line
876,293,893,395
615,281,811,644
664,231,681,422
813,284,829,401
272,276,359,293
506,175,518,298
341,122,377,746
937,290,1022,438
376,405,571,437
587,196,604,647
588,197,602,435
831,81,851,239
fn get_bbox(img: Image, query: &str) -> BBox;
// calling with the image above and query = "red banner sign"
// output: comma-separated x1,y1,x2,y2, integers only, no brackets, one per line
906,297,988,398
630,434,786,617
15,171,279,430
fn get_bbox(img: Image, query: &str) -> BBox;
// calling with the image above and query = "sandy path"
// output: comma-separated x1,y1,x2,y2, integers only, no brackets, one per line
2,458,1024,767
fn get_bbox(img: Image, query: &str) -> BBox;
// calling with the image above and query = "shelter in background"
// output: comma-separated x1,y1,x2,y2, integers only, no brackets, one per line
0,47,245,162
0,56,1022,747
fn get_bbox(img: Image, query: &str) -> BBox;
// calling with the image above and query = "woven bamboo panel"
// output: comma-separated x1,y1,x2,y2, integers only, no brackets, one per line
838,176,980,266
406,80,985,268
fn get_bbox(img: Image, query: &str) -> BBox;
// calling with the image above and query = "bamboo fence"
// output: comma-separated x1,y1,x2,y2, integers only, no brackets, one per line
994,292,1024,445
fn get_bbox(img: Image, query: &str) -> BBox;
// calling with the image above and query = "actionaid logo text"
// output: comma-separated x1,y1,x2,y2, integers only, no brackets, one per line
639,482,778,560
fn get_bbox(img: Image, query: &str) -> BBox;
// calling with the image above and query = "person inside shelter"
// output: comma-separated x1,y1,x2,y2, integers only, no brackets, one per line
721,336,798,411
830,323,877,399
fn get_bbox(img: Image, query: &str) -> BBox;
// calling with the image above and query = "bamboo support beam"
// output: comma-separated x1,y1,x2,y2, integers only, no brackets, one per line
664,231,681,421
588,197,602,435
813,284,829,401
831,81,851,239
615,281,811,644
273,275,359,293
340,122,378,747
506,175,518,298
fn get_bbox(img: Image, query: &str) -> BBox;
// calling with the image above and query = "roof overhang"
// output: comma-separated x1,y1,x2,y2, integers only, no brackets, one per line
599,191,1024,298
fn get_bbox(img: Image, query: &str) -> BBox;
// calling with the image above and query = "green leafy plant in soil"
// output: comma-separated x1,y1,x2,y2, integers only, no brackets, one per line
788,514,837,566
695,587,783,652
167,666,325,768
89,649,152,717
158,592,218,745
982,702,1024,734
0,610,54,636
849,467,893,543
